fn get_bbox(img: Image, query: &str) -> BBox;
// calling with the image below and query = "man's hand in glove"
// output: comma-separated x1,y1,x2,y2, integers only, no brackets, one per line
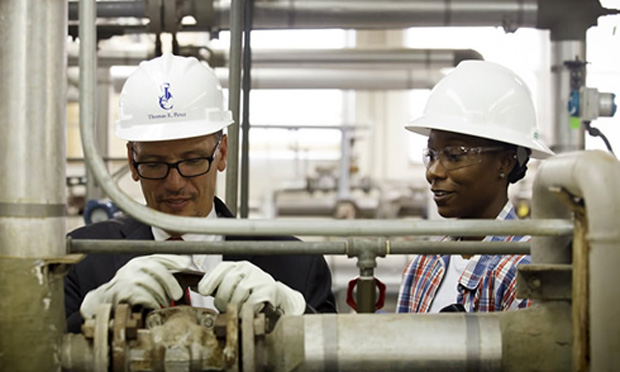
80,254,193,319
198,261,306,315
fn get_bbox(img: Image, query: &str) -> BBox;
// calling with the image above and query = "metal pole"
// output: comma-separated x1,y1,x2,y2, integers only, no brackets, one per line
239,0,253,218
226,0,244,215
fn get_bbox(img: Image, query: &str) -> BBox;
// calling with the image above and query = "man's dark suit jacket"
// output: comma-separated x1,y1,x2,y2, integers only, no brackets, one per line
65,197,337,333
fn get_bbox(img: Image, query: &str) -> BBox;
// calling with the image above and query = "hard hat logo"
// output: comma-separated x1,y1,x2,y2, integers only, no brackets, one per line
115,53,234,142
158,83,174,111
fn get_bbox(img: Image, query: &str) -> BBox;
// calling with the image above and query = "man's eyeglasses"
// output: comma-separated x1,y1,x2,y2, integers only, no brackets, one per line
422,146,505,171
132,137,222,180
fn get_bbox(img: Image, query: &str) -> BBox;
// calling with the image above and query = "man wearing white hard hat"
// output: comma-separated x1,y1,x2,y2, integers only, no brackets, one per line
397,60,554,313
65,53,336,332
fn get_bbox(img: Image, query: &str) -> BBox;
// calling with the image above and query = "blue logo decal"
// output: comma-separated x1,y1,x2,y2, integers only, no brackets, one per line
159,83,174,110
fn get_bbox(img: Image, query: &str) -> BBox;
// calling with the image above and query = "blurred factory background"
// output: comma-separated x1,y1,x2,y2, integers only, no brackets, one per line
59,0,620,313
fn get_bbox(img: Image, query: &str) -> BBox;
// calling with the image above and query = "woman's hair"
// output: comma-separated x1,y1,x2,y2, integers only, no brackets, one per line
500,144,531,184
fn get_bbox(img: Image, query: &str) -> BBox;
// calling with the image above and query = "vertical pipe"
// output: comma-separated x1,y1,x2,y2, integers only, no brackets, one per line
0,0,67,258
86,68,112,201
239,0,253,218
337,128,352,201
550,41,586,153
226,0,245,215
531,150,620,372
0,0,67,370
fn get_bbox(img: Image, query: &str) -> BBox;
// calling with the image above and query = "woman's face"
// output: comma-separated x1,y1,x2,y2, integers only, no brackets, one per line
425,130,515,219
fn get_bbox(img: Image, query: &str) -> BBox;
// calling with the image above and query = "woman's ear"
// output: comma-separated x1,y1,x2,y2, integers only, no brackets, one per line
498,149,517,179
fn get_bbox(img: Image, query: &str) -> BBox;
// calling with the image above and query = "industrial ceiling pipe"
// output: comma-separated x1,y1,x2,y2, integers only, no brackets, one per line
67,0,616,40
67,0,537,34
67,48,483,68
67,48,481,92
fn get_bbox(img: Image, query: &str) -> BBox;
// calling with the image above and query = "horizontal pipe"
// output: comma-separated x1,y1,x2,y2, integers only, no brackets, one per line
68,239,531,255
67,48,482,67
266,313,502,371
68,0,144,19
68,0,537,30
67,48,479,90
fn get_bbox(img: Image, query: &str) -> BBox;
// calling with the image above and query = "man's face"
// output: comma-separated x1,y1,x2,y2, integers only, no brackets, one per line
425,130,514,219
128,134,228,217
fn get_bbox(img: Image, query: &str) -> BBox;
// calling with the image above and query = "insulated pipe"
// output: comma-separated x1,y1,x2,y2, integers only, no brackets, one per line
0,1,68,371
264,313,503,371
531,150,620,371
0,0,67,258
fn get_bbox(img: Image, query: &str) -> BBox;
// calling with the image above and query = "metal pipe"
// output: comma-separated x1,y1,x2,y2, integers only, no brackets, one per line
265,313,502,371
68,48,482,68
218,67,444,90
0,0,67,258
67,48,479,91
69,0,537,30
225,0,244,215
531,150,620,372
239,0,253,218
337,128,352,201
69,237,537,256
550,41,586,153
0,0,68,370
68,0,145,19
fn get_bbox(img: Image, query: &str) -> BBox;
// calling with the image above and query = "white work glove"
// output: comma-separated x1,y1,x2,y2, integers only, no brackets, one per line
80,254,193,319
197,261,306,316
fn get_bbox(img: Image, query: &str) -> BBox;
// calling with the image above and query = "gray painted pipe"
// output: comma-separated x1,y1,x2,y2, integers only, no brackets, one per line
68,0,537,30
68,238,534,255
0,0,67,257
531,150,620,372
67,48,482,68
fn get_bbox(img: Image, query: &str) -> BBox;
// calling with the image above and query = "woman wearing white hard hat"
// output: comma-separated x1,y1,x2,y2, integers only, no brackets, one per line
396,60,554,313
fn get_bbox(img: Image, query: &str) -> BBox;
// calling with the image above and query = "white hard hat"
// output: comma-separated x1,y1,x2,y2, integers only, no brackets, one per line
115,52,234,142
406,60,553,159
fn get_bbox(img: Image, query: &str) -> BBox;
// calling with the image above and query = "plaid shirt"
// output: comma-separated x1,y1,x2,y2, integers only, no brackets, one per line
396,203,531,313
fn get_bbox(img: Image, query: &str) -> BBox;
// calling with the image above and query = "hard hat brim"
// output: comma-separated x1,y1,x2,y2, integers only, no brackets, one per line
116,118,234,142
406,115,555,159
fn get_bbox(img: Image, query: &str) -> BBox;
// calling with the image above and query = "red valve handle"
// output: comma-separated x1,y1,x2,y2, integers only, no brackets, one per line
346,276,386,312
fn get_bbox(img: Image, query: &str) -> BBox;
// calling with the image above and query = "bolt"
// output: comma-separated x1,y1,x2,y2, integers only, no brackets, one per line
529,277,542,289
198,314,214,328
